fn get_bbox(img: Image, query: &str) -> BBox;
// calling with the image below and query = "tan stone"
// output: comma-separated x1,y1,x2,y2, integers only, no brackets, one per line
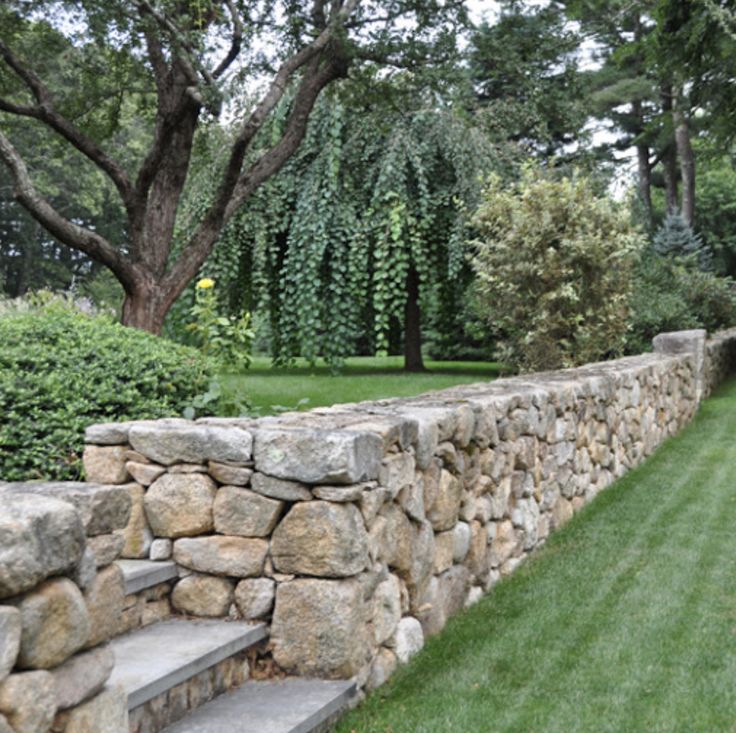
83,565,124,648
234,578,275,619
59,685,128,733
489,520,520,568
426,469,462,531
119,483,152,559
50,643,114,710
213,487,283,537
371,574,401,646
0,608,20,682
0,671,56,733
86,534,125,568
173,536,268,578
207,462,253,486
366,648,397,691
12,579,89,669
271,579,369,677
271,502,368,578
83,445,129,484
144,473,216,538
171,575,234,617
379,453,416,497
379,504,413,573
465,520,490,579
433,531,455,574
124,461,165,487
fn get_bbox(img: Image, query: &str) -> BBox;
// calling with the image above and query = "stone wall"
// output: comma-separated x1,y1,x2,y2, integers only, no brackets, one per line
0,482,132,732
75,329,736,692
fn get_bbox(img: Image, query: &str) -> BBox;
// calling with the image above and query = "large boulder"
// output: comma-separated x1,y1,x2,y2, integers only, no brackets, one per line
213,487,283,537
50,643,115,710
254,429,383,484
173,537,268,578
0,495,85,599
171,575,234,617
0,671,56,733
271,502,368,578
144,474,216,538
271,579,369,677
128,422,252,466
11,578,90,669
0,608,20,681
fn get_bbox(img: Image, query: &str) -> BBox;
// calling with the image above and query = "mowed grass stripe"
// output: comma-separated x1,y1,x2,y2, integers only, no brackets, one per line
337,381,736,733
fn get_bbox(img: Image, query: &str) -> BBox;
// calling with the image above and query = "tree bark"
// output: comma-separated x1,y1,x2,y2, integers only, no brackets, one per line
673,90,695,227
632,102,652,224
660,85,680,215
404,266,425,372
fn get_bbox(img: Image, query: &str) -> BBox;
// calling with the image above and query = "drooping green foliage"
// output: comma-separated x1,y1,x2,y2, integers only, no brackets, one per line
472,169,643,372
0,296,211,480
168,89,499,368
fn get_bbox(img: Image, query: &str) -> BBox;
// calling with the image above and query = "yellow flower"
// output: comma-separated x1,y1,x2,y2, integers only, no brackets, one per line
196,278,215,290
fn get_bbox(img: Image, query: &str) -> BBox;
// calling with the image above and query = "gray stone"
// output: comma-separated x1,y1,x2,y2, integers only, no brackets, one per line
2,482,131,536
234,578,276,620
125,461,165,487
0,714,10,733
271,579,369,677
371,574,402,646
426,469,462,531
433,531,454,574
173,537,268,578
51,643,114,710
85,422,134,445
213,487,284,537
59,684,128,733
271,502,369,578
149,539,173,561
254,429,383,484
250,473,312,501
0,608,20,681
72,548,97,590
83,445,130,484
83,565,125,648
11,578,90,669
86,534,125,567
144,473,216,538
366,648,398,691
118,483,152,559
0,671,56,733
312,485,363,502
0,494,85,599
398,480,425,522
388,616,424,664
207,462,253,486
171,575,234,617
359,486,390,524
379,453,416,497
129,422,253,466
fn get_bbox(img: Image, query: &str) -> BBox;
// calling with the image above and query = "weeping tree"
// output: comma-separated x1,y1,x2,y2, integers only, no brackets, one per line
0,0,467,334
184,89,497,370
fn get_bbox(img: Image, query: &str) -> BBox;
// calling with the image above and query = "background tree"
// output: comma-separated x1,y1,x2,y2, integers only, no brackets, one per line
0,0,466,333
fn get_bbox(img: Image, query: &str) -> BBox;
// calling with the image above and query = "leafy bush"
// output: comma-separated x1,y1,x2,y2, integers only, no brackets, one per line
0,298,212,481
626,251,736,354
471,169,643,372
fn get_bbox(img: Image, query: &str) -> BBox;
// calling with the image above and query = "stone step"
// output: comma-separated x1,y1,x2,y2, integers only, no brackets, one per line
162,678,357,733
109,618,267,710
117,559,179,594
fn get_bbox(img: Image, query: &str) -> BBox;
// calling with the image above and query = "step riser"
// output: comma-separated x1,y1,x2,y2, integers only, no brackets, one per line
129,649,252,733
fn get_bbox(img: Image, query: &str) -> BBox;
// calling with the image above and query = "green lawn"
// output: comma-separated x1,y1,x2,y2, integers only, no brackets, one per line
221,356,502,415
336,380,736,733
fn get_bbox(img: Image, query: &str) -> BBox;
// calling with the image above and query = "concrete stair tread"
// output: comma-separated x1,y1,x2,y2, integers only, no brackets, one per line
116,558,178,594
162,678,357,733
109,618,267,709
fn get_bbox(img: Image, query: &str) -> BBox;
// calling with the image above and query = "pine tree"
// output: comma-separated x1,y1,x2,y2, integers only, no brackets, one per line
653,213,712,270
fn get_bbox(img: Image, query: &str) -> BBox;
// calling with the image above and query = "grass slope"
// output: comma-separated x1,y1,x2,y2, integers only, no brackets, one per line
221,357,501,415
337,380,736,733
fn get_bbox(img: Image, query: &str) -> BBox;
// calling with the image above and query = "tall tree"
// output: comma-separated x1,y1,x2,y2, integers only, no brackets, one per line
0,0,466,333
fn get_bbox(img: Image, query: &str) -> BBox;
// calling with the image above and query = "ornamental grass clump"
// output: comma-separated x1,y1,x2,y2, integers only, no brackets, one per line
0,296,211,480
471,170,644,373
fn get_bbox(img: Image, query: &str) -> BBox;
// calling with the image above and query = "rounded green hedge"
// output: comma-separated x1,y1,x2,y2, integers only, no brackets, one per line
0,302,212,481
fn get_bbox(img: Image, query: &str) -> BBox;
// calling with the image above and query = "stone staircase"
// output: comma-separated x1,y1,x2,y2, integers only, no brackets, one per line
111,560,357,733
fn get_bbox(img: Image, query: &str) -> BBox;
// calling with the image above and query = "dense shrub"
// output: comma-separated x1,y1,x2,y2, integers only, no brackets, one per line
626,251,736,354
471,170,643,372
0,299,212,481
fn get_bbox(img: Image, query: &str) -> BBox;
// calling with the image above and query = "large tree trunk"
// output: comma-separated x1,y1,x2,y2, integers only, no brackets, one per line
632,102,652,224
404,266,425,372
673,90,696,227
121,283,168,335
660,85,680,215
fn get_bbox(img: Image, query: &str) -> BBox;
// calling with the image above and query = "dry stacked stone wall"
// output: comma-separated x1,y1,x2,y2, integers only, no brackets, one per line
77,329,736,691
0,482,132,732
